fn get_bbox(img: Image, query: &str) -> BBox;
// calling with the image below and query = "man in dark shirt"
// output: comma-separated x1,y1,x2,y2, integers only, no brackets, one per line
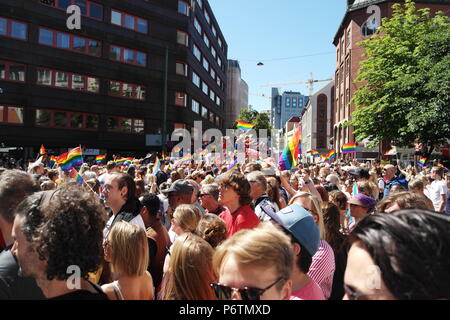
12,186,108,300
0,170,44,299
155,161,168,187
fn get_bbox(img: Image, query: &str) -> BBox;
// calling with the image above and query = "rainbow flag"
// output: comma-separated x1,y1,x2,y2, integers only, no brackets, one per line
95,154,106,164
325,150,336,163
40,145,46,156
278,126,301,170
236,121,255,131
153,156,160,174
161,152,165,160
226,160,239,172
57,146,83,171
417,158,427,168
49,156,57,168
438,163,445,168
116,157,134,166
342,142,357,154
385,146,397,156
173,154,193,168
311,150,320,157
69,168,83,185
165,163,173,175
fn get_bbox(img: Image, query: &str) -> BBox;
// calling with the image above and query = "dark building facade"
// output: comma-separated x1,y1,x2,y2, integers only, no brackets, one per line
333,0,450,158
0,0,227,159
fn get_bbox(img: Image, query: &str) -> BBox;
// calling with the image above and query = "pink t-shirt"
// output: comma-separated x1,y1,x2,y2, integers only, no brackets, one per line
291,278,326,300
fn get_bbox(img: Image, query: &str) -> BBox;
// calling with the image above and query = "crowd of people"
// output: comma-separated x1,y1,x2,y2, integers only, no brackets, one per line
0,154,449,300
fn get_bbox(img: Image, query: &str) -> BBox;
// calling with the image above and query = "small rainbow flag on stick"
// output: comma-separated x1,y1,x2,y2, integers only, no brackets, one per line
385,146,397,156
325,150,336,163
116,157,134,166
342,142,357,154
236,121,255,131
57,146,83,171
69,168,83,185
96,155,106,164
153,156,161,174
40,145,46,156
49,156,57,168
226,160,239,172
417,158,427,168
311,150,320,158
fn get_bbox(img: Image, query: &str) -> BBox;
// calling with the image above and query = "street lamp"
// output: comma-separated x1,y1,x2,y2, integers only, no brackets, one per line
257,62,264,66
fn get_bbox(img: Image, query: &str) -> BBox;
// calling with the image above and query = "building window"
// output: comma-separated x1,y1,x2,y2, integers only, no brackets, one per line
202,106,208,119
37,68,99,93
203,34,210,48
217,56,222,68
218,37,222,48
108,80,146,100
210,68,216,80
107,116,144,134
178,0,189,16
110,45,146,67
216,77,221,88
193,44,201,61
0,105,24,125
192,99,200,114
196,0,202,9
204,10,211,24
176,61,188,76
39,27,101,57
0,61,26,82
0,17,27,40
286,97,290,107
212,25,217,38
194,17,202,34
40,0,103,20
177,30,189,46
209,90,215,101
211,46,217,59
216,96,221,107
209,112,214,123
202,58,209,71
346,29,351,47
192,71,200,87
35,108,99,130
202,81,208,95
175,92,187,107
111,9,148,34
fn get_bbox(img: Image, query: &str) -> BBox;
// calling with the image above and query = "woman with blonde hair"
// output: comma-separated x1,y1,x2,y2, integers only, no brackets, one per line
102,221,154,300
288,192,335,300
159,233,217,300
164,204,202,272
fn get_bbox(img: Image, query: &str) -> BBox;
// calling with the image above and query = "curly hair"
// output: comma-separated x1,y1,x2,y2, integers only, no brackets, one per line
216,172,252,206
16,186,108,281
195,214,227,248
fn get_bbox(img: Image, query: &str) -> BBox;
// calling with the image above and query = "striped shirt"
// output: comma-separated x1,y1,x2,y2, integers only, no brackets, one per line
307,239,336,300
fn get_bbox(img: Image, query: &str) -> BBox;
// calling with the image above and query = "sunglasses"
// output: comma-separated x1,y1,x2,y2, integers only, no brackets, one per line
210,277,285,300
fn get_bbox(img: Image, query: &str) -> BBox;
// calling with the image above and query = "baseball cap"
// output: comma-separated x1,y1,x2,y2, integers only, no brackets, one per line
349,168,370,179
348,193,377,212
161,180,193,195
264,204,320,256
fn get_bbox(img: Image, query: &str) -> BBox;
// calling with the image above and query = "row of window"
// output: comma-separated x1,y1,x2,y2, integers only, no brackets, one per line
40,0,103,20
175,92,221,126
192,71,222,107
1,104,222,132
193,43,223,88
1,105,145,134
193,16,224,71
194,0,224,50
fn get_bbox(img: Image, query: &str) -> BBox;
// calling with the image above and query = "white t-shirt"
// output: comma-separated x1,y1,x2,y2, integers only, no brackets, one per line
427,180,448,212
103,214,146,239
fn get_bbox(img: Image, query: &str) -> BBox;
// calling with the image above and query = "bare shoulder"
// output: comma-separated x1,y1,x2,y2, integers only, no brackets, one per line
101,283,117,300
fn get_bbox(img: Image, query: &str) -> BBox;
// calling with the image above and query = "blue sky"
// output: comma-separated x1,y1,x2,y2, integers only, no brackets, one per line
209,0,347,111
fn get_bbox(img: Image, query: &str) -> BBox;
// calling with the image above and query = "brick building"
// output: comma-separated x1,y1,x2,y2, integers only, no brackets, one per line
333,0,450,159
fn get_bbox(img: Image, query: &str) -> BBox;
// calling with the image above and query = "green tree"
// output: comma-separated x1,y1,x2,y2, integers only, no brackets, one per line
235,106,273,136
349,0,450,159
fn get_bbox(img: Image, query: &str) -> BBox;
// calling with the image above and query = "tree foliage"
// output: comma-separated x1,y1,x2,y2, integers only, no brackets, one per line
236,106,273,136
349,0,450,158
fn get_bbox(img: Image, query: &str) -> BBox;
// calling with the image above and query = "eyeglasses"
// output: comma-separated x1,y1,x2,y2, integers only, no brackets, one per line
210,277,285,300
344,285,390,300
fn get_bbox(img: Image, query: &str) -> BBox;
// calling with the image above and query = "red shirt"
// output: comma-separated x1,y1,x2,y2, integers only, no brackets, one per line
0,228,5,251
219,205,259,238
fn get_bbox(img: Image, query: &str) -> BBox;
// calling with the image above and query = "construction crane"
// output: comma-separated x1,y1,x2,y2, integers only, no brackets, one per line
260,73,334,97
249,93,272,100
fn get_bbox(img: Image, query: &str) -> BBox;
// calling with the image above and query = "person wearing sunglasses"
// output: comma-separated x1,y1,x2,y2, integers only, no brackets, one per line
212,223,293,300
344,209,450,300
